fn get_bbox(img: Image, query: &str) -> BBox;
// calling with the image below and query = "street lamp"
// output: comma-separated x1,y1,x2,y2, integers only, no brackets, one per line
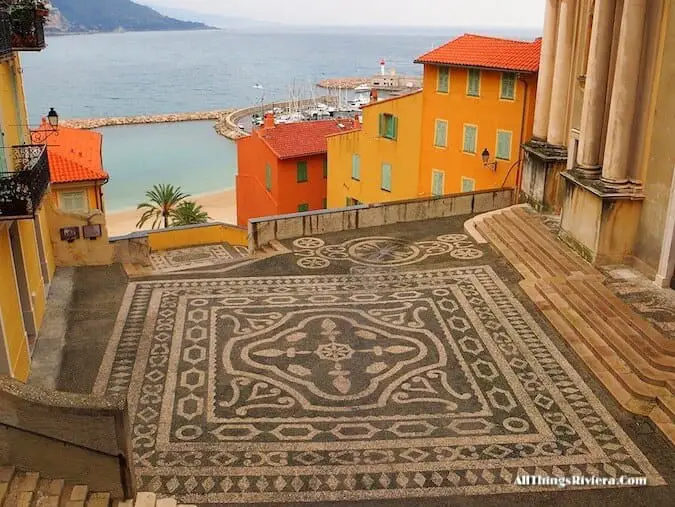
47,107,59,129
481,148,498,171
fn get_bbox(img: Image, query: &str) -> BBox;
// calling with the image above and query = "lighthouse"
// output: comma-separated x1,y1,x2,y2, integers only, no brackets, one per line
380,59,385,76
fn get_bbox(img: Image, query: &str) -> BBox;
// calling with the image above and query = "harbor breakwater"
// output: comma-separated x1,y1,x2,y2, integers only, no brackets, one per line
60,110,233,130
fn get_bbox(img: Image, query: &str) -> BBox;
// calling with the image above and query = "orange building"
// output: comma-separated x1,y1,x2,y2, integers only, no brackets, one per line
415,34,540,196
236,115,358,226
32,122,109,213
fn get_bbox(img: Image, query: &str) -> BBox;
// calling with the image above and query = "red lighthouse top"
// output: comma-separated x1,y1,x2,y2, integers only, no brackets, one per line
380,59,385,65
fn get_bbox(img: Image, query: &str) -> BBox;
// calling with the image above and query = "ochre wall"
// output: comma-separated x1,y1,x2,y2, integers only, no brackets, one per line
147,223,248,251
327,91,423,208
0,55,29,153
17,220,46,328
37,204,56,280
0,226,30,381
51,182,103,213
418,64,538,195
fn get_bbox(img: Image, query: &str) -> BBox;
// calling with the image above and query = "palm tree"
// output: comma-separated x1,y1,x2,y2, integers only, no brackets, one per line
136,184,190,229
170,200,210,227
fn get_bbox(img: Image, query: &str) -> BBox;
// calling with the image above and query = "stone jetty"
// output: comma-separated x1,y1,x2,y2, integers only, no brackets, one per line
60,110,232,130
317,77,370,89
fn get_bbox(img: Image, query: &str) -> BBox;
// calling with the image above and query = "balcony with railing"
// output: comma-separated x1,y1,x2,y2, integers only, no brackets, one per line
1,1,48,52
0,144,51,220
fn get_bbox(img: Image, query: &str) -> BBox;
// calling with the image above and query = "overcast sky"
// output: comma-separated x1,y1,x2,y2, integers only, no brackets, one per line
144,0,545,27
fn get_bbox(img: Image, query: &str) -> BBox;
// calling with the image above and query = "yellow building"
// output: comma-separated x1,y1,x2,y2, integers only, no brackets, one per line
0,7,53,381
326,90,422,207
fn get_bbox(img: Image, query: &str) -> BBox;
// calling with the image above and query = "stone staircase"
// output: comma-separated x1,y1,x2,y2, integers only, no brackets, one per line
0,467,194,507
467,205,675,445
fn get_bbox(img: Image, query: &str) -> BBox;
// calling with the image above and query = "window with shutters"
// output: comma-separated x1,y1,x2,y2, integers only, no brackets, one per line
461,177,476,193
297,203,309,212
467,69,481,97
496,130,513,160
437,66,449,93
322,159,328,179
431,170,445,197
500,72,516,100
296,161,308,182
379,113,398,140
463,125,478,154
381,163,392,192
60,191,88,212
265,163,272,191
351,153,361,180
434,119,448,148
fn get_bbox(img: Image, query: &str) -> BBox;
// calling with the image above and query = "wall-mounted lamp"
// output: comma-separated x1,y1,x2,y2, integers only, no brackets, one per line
47,107,59,129
481,148,498,171
31,107,60,144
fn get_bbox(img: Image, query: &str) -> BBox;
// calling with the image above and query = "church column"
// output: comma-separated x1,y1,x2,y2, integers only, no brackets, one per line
547,0,576,146
576,0,616,175
532,0,560,140
601,0,647,186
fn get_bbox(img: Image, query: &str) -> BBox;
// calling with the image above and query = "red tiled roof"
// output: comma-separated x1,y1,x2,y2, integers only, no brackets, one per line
415,34,542,73
31,121,109,184
258,119,359,159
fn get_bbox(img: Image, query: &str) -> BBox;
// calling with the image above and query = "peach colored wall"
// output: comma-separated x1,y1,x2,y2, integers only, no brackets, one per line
418,64,538,195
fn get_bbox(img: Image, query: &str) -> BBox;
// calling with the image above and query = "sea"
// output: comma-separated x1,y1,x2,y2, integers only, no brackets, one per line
19,28,536,211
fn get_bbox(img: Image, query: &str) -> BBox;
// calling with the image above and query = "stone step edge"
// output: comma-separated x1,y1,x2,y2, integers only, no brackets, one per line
489,213,569,278
508,207,599,276
521,280,674,440
531,279,673,395
475,220,538,280
568,279,675,373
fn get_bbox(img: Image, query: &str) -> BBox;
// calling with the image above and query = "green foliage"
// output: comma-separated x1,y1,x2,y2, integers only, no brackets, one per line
49,0,209,33
170,200,210,227
136,184,190,229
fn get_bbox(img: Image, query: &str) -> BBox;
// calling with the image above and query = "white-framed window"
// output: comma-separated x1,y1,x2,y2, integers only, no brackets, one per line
381,163,392,192
352,153,361,180
500,72,517,100
467,69,481,97
496,130,513,160
59,190,88,213
437,66,449,93
431,170,445,197
434,119,448,148
463,124,478,154
461,177,476,193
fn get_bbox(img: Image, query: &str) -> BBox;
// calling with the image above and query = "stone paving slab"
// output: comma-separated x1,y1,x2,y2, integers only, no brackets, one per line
94,267,665,505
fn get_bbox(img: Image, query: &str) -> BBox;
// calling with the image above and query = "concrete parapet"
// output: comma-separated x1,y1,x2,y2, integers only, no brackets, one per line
0,376,135,499
248,189,514,250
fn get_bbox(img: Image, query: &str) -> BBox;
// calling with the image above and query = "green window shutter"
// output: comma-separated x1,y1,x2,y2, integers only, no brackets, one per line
468,69,480,96
497,131,512,160
381,163,392,192
265,163,272,191
323,159,328,179
378,113,385,136
322,198,327,209
0,132,7,173
437,67,449,93
392,116,398,140
462,178,475,192
352,154,360,180
463,126,477,153
297,203,309,212
432,171,444,196
297,161,308,182
501,72,516,99
435,120,447,148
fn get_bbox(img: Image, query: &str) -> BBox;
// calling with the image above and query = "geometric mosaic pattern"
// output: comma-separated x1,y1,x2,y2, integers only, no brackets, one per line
292,234,484,270
150,244,248,273
94,267,663,504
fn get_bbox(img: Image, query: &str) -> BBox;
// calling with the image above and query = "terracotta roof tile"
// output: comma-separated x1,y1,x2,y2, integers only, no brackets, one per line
258,118,359,159
415,33,542,73
31,121,109,184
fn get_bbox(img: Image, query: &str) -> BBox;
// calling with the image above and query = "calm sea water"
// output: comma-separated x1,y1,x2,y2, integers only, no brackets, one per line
17,29,514,210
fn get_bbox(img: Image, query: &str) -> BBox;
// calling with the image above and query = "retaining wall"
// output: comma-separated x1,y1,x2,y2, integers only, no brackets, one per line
248,189,514,251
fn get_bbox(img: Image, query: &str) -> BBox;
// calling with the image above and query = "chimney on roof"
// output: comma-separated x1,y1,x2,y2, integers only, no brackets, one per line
369,89,379,104
263,113,275,129
353,114,361,128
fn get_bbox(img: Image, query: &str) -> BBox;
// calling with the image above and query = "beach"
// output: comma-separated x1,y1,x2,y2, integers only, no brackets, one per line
105,187,237,238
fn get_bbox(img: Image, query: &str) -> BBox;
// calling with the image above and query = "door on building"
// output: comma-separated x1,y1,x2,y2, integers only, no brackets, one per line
8,222,36,350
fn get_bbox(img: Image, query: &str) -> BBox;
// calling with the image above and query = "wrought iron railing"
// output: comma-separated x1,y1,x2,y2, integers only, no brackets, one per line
0,144,50,220
7,1,47,51
0,11,12,59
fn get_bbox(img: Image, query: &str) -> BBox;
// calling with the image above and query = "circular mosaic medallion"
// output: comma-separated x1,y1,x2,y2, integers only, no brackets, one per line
316,245,350,260
297,257,330,269
347,238,421,266
437,234,469,244
293,237,325,249
451,248,484,260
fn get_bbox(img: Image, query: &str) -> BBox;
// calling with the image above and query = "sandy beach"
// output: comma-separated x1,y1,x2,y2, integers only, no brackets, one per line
106,187,237,238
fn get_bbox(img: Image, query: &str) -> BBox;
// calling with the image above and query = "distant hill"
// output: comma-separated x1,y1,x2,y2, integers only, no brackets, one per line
139,2,276,30
47,0,213,33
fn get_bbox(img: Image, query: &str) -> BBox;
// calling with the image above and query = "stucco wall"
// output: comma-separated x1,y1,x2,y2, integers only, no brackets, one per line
633,0,675,271
327,91,423,208
45,200,115,267
146,222,248,251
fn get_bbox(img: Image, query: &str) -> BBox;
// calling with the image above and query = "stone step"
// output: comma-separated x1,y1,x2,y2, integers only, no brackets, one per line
3,471,39,507
133,492,156,507
85,492,111,507
475,219,537,279
155,499,177,507
0,466,16,506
